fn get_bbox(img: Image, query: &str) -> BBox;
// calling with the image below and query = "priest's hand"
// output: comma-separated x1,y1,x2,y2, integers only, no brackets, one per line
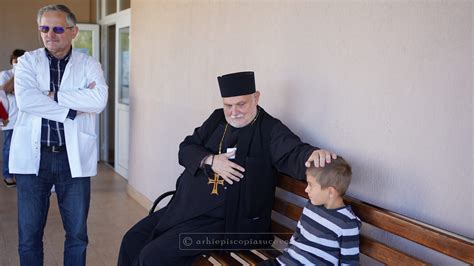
305,149,337,168
209,151,245,185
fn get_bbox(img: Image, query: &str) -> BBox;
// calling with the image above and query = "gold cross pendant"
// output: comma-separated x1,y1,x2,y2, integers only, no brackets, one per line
208,173,224,195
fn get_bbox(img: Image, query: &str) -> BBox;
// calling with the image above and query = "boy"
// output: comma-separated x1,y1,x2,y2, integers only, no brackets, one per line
261,156,361,265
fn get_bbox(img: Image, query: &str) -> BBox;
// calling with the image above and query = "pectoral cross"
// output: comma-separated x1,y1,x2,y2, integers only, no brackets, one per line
208,123,229,195
208,173,224,195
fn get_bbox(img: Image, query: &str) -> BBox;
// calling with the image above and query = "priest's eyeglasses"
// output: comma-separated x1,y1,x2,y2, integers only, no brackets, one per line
38,25,74,34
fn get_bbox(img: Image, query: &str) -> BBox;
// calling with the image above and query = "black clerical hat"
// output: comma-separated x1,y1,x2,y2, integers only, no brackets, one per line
217,71,256,97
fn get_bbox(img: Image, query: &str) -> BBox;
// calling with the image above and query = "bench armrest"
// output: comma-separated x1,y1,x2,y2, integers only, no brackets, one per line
149,190,176,215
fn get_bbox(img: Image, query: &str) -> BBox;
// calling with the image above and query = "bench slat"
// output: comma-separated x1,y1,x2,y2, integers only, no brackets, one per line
257,249,282,260
361,235,429,266
270,221,293,242
232,250,264,265
277,174,474,264
208,251,243,266
276,174,307,198
273,197,303,221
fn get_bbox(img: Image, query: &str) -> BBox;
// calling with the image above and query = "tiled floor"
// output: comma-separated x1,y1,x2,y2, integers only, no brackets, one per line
0,163,148,266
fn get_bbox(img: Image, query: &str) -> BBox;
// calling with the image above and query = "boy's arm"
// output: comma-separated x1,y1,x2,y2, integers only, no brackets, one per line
339,223,361,266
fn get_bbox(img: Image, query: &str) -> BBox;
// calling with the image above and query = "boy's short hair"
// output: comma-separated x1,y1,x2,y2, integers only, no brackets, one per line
306,156,352,196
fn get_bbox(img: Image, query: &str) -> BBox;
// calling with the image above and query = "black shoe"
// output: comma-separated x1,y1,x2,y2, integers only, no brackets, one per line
3,178,16,188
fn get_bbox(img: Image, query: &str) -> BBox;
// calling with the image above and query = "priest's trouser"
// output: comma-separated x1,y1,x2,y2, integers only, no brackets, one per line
118,207,225,266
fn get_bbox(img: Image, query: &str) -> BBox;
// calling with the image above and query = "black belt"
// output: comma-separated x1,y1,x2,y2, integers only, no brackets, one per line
41,145,67,153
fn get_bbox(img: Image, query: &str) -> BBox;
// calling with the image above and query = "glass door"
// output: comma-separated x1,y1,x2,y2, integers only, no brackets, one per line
98,1,130,178
114,12,130,178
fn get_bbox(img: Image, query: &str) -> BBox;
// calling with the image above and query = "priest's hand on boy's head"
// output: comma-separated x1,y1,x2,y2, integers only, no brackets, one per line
305,149,337,168
211,151,245,185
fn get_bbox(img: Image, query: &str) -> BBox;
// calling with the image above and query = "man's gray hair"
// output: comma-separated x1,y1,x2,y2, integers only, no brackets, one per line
37,4,77,26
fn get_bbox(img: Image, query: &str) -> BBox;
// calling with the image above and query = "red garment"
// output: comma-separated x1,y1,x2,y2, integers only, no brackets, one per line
0,102,8,121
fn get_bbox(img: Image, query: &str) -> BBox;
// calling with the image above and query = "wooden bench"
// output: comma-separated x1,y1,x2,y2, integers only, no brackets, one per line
151,173,474,265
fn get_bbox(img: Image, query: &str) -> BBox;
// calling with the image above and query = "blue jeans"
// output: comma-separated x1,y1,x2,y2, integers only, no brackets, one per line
3,129,13,178
16,150,91,266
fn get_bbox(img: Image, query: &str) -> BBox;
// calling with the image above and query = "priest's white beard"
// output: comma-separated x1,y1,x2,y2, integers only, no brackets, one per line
226,110,257,128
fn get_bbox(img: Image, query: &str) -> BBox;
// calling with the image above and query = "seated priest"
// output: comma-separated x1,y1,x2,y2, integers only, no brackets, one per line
118,71,337,266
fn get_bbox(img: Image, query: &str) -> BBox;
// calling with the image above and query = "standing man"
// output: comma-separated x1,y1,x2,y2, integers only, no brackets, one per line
119,71,336,265
11,4,108,266
0,49,25,187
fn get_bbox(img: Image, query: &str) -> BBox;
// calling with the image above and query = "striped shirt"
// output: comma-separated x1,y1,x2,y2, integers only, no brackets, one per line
41,48,76,147
277,201,361,265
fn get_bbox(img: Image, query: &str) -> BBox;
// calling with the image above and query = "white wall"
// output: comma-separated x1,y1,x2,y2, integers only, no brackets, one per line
129,0,472,261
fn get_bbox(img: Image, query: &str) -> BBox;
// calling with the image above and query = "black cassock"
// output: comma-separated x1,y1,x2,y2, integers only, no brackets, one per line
118,106,316,266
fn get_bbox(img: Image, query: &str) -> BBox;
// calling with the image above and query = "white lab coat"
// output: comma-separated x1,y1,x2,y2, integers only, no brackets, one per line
10,48,108,177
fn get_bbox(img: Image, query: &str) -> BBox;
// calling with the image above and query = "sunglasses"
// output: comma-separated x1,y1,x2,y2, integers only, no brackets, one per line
38,25,74,34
